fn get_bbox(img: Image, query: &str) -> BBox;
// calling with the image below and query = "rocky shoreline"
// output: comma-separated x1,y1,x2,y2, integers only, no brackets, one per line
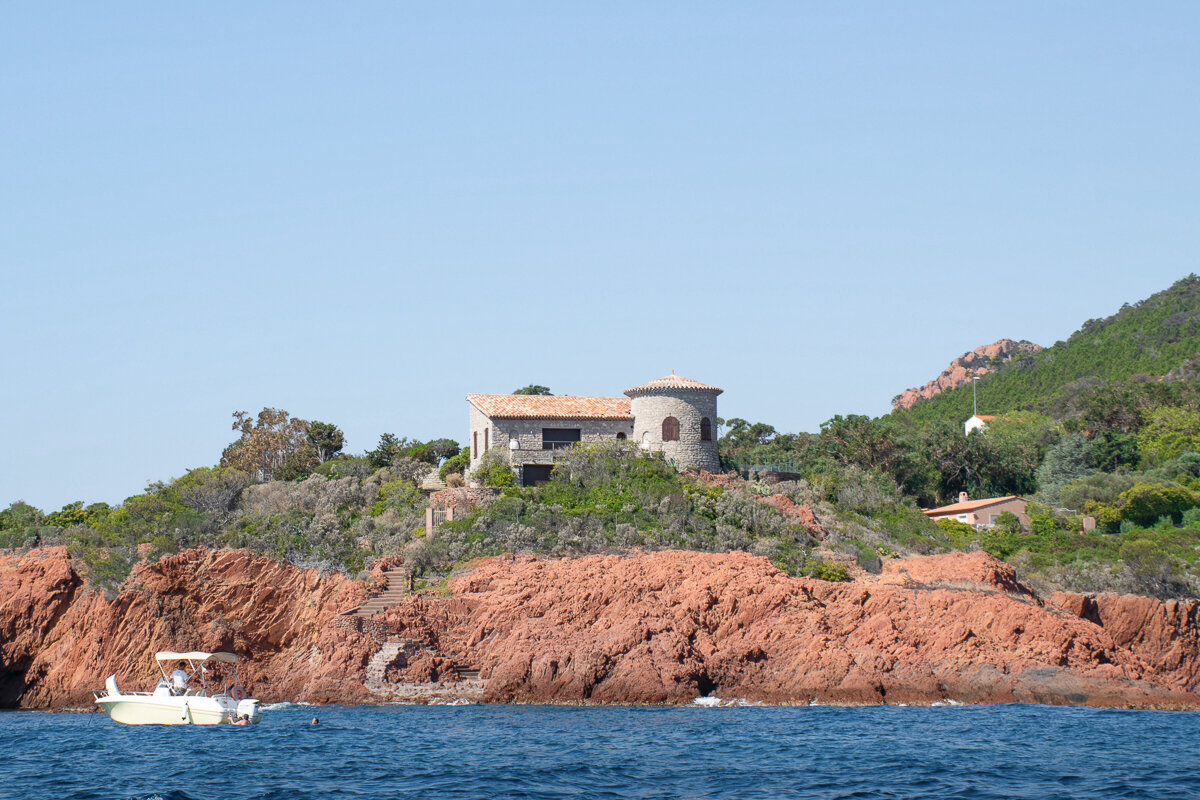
2,547,1198,710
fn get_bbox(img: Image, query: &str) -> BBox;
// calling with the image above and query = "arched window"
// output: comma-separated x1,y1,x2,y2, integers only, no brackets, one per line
700,418,712,442
662,416,680,442
616,432,626,440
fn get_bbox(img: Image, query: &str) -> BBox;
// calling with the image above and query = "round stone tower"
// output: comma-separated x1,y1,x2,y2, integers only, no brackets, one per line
625,373,723,472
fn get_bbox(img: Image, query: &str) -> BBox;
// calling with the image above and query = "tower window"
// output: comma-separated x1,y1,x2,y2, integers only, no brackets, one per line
662,416,680,442
700,418,712,442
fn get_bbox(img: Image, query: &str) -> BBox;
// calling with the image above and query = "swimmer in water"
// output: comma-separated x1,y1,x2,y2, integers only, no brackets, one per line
231,714,251,726
311,717,320,726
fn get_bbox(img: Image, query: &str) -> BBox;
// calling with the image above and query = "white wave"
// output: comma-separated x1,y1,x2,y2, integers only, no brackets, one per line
262,701,314,711
931,699,964,707
692,696,762,708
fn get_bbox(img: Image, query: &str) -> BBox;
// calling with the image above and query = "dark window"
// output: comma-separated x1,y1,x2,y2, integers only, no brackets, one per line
700,418,712,442
662,416,680,442
484,428,489,451
616,432,626,440
542,428,582,450
472,431,477,459
523,464,554,486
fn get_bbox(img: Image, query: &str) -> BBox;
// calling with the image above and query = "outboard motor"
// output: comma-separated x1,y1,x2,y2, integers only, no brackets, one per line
237,699,262,723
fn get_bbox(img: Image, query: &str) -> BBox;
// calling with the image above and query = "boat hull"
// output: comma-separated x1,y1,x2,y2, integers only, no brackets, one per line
96,695,261,725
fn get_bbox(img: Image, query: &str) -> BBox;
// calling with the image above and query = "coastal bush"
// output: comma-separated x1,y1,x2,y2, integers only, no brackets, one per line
936,518,978,550
313,456,374,479
439,447,470,480
472,449,515,488
171,467,252,514
1113,483,1199,527
0,501,44,531
806,560,851,582
437,441,812,571
1058,472,1139,512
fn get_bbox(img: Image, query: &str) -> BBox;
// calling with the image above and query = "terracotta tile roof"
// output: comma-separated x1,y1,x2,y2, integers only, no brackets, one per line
467,394,633,420
971,414,997,421
923,496,1024,515
624,373,723,396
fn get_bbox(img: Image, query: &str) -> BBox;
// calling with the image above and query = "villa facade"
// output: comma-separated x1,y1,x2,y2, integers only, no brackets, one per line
467,374,722,486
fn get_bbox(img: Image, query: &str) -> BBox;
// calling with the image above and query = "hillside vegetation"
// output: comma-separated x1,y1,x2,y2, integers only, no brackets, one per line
716,275,1200,598
898,275,1200,425
6,279,1200,601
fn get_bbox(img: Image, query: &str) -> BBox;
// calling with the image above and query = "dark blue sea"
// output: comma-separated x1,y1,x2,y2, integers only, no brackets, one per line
2,703,1198,799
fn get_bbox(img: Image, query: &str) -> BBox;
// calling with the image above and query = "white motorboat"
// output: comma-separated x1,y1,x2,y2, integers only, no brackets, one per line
95,651,263,725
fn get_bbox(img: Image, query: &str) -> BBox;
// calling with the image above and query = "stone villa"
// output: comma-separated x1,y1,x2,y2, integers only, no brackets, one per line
467,373,722,486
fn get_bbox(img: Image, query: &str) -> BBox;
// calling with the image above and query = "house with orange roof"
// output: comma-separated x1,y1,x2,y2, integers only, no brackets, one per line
467,373,722,486
923,492,1030,529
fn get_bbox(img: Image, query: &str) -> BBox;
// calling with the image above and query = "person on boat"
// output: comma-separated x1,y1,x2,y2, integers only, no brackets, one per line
170,668,190,694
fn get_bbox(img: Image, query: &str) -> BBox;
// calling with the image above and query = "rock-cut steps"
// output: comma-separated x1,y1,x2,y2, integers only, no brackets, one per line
352,569,410,618
364,640,406,693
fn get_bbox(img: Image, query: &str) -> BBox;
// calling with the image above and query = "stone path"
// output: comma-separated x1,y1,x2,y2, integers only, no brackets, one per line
364,640,407,693
348,568,487,703
352,569,410,618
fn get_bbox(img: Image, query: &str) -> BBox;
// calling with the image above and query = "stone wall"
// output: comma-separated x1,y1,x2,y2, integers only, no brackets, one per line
429,487,500,510
467,402,634,477
630,389,720,472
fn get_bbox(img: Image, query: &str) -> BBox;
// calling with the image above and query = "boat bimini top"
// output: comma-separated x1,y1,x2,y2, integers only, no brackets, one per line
153,652,244,696
155,651,239,664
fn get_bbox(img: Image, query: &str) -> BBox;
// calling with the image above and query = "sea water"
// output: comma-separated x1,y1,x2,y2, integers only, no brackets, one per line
2,703,1198,799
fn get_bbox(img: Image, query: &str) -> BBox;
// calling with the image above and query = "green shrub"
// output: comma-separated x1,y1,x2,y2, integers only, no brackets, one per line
472,449,515,488
1114,482,1200,526
439,447,471,480
0,501,44,531
936,518,977,550
807,560,851,582
994,511,1022,534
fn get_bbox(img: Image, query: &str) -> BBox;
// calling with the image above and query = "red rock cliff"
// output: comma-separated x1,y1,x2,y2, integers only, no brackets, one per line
379,550,1200,707
0,547,377,708
3,547,1199,709
892,338,1043,411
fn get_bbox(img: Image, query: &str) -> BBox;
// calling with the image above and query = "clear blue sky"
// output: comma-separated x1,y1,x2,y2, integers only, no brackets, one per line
3,3,1197,511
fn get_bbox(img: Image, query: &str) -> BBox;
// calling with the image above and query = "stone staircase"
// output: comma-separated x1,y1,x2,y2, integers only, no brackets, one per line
364,640,408,693
352,569,410,618
344,568,487,703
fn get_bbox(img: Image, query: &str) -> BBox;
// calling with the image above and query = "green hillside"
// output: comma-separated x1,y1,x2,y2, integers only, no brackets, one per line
8,276,1200,603
898,275,1200,425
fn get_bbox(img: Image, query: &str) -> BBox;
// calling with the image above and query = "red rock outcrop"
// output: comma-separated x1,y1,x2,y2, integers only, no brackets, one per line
892,338,1043,411
4,547,1199,709
878,551,1036,598
379,550,1200,708
0,547,377,708
697,471,826,538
